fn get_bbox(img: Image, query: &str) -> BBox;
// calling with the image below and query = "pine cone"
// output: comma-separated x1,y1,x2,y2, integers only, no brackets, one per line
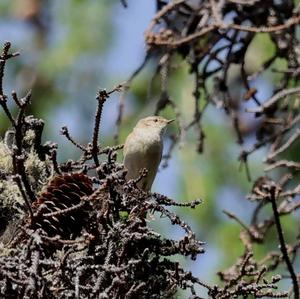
30,173,93,239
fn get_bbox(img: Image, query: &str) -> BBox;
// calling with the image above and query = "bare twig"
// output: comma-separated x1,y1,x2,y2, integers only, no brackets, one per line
268,185,299,299
266,129,300,161
92,90,109,167
246,87,300,114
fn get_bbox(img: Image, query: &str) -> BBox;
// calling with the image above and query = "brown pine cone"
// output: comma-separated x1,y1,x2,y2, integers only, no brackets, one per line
30,173,93,239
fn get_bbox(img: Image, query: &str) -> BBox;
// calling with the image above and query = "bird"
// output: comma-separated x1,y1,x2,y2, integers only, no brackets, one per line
123,116,174,191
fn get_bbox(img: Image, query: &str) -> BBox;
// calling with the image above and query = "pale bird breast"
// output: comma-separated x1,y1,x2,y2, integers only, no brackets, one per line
124,131,163,170
124,129,162,156
123,130,163,190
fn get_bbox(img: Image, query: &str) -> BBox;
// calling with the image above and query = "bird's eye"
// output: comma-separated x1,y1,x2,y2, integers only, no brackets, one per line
154,119,158,122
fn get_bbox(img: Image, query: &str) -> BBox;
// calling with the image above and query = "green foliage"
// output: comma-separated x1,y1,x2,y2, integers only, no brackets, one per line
245,33,276,74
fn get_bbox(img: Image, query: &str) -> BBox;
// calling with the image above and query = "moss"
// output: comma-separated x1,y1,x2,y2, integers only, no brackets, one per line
24,149,51,192
0,140,13,173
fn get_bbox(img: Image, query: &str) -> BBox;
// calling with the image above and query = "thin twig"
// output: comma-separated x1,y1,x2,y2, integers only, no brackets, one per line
12,175,33,218
246,87,300,114
92,90,108,167
264,160,300,172
268,185,299,299
267,129,300,161
60,126,87,152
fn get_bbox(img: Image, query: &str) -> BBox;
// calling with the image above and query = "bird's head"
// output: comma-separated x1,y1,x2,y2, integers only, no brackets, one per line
135,116,174,135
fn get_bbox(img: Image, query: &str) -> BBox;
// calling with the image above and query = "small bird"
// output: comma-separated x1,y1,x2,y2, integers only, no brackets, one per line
123,116,174,191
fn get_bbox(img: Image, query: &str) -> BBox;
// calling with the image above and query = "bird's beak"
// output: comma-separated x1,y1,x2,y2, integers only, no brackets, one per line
167,119,175,124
